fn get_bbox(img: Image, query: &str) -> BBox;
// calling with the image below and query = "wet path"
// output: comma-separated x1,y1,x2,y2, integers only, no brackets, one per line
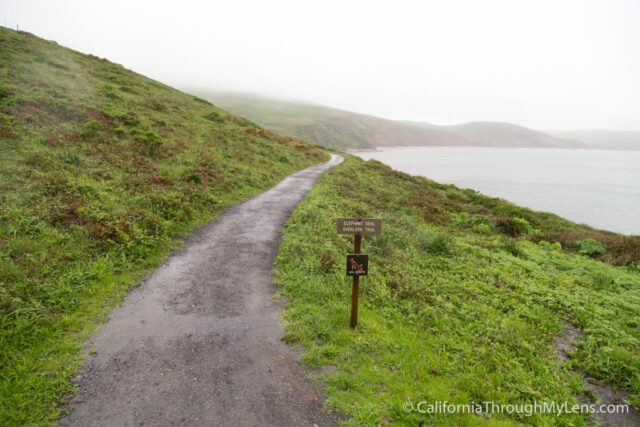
62,155,343,426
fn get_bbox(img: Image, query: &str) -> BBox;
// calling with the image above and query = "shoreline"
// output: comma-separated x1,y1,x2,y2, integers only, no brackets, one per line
353,147,640,236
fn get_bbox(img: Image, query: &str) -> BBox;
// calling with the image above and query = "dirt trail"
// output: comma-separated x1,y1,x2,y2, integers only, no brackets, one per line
556,322,640,426
61,155,343,427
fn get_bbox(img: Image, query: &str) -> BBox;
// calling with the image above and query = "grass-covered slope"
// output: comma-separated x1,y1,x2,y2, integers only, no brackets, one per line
190,90,478,149
0,28,326,424
194,91,587,150
275,156,640,426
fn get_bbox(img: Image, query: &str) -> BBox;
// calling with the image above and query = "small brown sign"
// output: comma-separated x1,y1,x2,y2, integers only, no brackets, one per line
336,218,381,235
346,254,368,276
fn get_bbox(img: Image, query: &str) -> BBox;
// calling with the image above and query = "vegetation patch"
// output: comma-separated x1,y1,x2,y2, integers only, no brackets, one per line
575,238,607,258
0,27,326,425
275,156,640,426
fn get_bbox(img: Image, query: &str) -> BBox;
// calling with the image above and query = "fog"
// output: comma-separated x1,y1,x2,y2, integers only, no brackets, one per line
2,0,639,130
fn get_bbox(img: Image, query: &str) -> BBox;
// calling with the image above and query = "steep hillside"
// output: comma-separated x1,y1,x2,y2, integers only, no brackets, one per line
276,156,640,425
189,91,476,149
0,28,326,424
194,91,586,150
423,121,585,148
548,129,640,151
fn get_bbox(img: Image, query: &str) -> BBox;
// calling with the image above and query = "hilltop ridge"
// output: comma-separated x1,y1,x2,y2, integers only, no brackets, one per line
191,90,640,151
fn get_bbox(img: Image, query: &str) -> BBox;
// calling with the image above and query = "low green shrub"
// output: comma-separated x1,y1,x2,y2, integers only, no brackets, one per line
203,111,224,122
503,238,526,257
497,216,533,236
575,238,607,257
472,223,492,235
420,233,452,256
80,120,108,143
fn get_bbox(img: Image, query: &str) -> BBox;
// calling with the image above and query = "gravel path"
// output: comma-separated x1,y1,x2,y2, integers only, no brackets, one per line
61,155,343,427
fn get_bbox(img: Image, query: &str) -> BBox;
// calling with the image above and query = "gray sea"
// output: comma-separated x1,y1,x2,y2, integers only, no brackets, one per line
356,147,640,235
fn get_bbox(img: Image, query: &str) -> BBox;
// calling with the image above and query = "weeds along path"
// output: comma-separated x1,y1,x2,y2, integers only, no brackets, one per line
61,155,343,427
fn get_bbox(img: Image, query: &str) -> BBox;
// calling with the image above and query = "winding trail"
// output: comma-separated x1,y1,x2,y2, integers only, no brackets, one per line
62,155,343,426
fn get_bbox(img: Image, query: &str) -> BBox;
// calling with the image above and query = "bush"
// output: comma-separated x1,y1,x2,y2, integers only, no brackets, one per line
496,216,532,237
203,111,224,123
628,262,640,273
80,119,107,143
592,272,617,290
503,238,526,258
472,223,492,235
116,112,140,127
575,238,606,257
113,126,126,137
420,234,452,256
135,130,164,155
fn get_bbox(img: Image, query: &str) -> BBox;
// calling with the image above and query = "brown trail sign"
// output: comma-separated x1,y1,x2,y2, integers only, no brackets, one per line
336,218,381,328
336,218,381,235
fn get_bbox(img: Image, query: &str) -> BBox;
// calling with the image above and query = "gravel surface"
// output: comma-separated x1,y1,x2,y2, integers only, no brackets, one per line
61,155,343,427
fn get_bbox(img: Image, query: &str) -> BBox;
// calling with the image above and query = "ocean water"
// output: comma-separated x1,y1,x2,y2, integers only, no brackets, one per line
356,147,640,235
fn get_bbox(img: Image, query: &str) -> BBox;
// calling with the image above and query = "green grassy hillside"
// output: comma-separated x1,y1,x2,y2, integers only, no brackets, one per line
192,91,587,150
0,28,326,424
2,26,639,427
275,156,640,426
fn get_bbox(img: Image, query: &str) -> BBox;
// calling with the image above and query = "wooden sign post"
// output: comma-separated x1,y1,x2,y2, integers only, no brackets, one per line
337,218,381,328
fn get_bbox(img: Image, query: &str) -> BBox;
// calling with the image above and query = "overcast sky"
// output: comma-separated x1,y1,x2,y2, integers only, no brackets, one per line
2,0,639,130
